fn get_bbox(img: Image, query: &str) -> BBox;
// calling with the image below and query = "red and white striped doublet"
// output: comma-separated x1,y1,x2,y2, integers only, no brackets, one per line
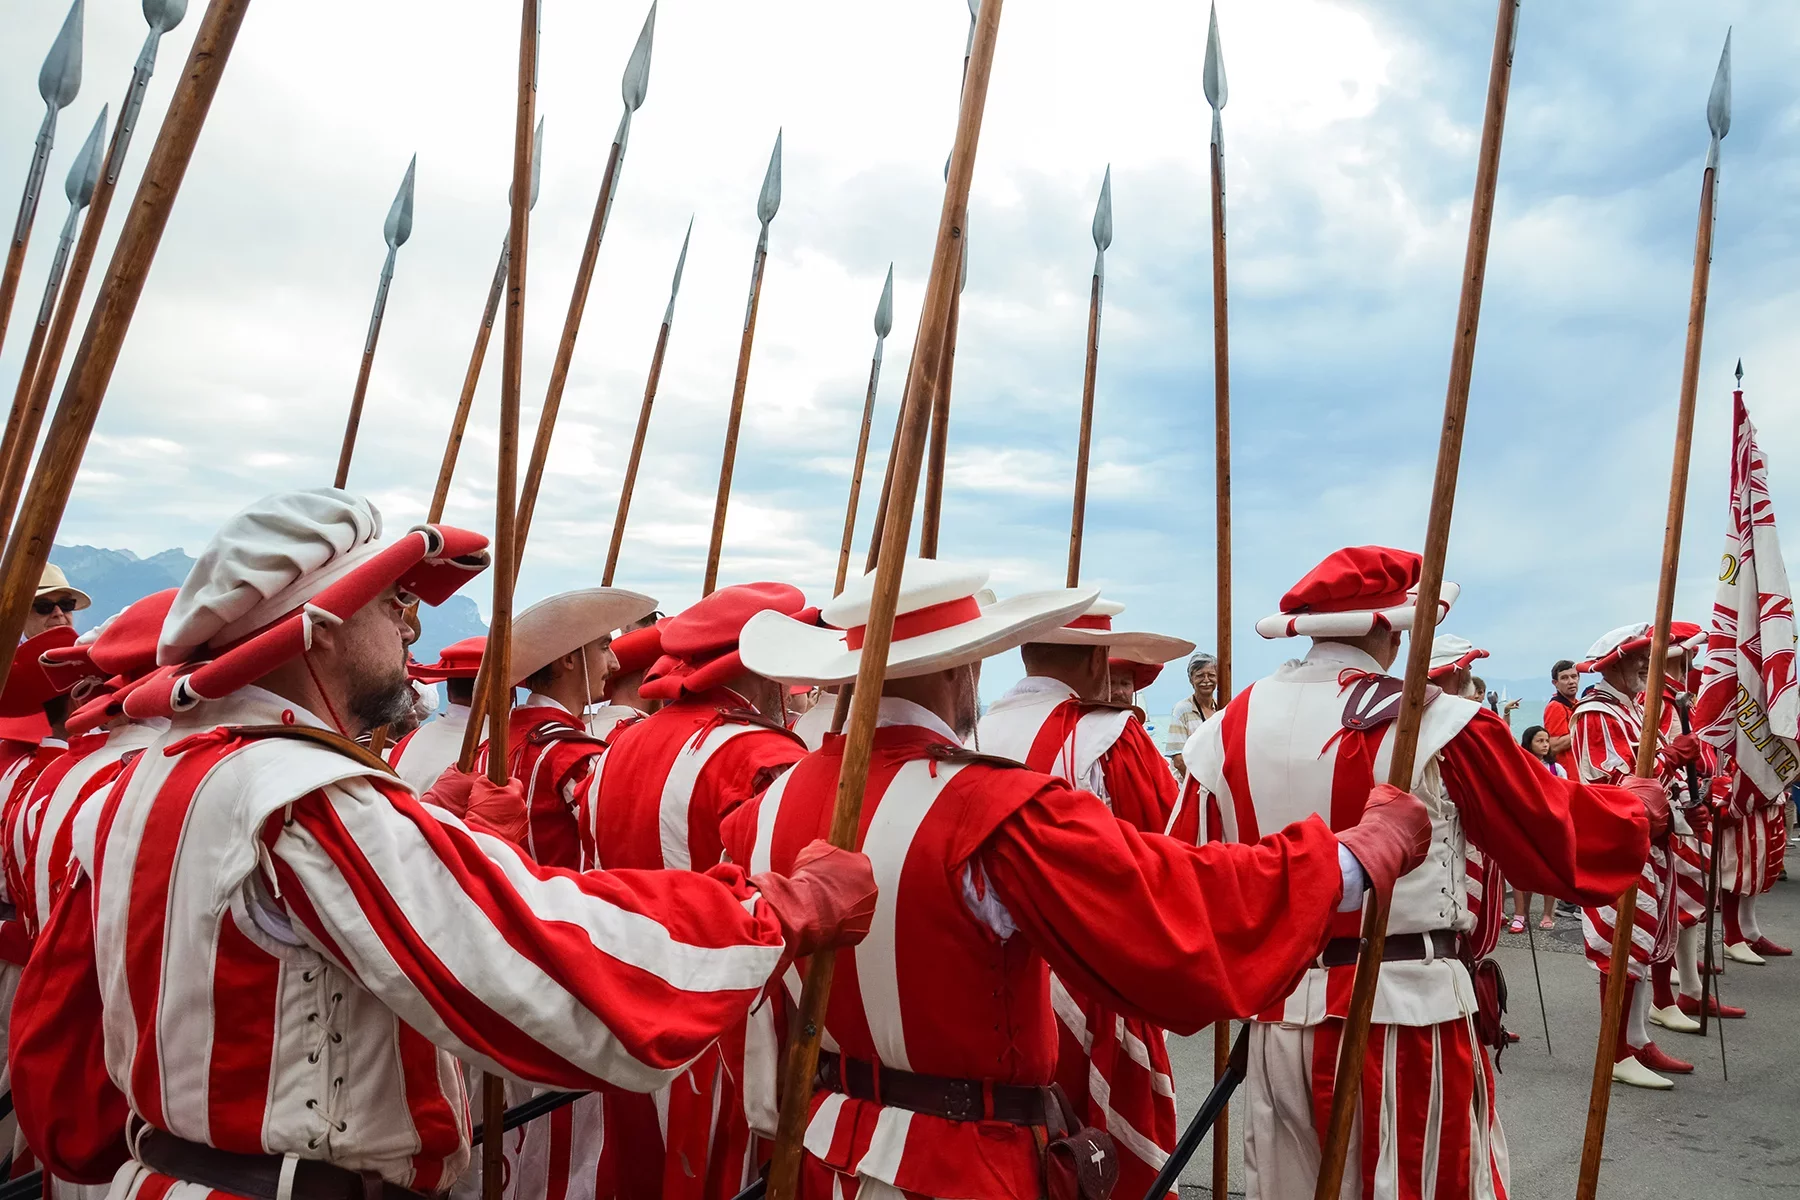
722,697,1349,1200
1655,692,1715,928
486,697,607,871
13,686,790,1198
1573,681,1676,977
0,736,57,1178
977,678,1180,1196
386,702,471,795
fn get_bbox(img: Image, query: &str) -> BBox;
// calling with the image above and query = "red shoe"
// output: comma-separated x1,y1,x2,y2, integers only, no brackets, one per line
1749,936,1792,957
1699,961,1725,976
1636,1042,1695,1074
1677,992,1747,1019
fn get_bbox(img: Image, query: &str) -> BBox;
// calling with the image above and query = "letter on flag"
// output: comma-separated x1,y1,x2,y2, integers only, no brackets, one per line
1693,388,1800,806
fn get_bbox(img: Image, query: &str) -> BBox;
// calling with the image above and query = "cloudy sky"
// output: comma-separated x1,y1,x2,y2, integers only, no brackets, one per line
4,0,1798,716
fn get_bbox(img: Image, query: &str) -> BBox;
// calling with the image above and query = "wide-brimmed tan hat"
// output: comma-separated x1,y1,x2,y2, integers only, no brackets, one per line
37,563,90,611
739,558,1095,688
1027,596,1195,665
510,588,658,685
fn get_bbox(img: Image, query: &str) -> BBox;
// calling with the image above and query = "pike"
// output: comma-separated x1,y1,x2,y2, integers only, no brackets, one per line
426,116,544,524
1064,165,1110,586
1,107,105,507
0,0,84,359
1314,2,1521,1195
0,0,250,692
702,130,782,595
764,0,1006,1195
334,154,417,488
515,2,656,561
0,0,191,544
832,265,894,594
1577,35,1730,1185
603,215,691,586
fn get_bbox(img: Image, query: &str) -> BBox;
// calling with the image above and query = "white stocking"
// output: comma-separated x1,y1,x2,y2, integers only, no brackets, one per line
1626,976,1653,1049
1676,924,1702,998
1739,893,1762,942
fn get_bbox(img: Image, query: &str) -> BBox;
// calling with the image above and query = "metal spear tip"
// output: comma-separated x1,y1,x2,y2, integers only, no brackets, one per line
1203,2,1228,112
142,0,189,33
1736,358,1744,385
530,116,547,209
1708,29,1732,140
757,129,783,226
385,155,417,249
669,214,693,297
65,104,107,207
39,0,84,110
874,264,894,339
622,1,656,112
1091,166,1113,253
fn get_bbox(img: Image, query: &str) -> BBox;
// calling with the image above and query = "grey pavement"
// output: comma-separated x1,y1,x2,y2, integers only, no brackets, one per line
1168,875,1800,1197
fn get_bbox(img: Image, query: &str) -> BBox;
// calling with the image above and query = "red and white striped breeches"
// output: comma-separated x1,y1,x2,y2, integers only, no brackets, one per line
1582,845,1677,979
1243,1016,1507,1200
1050,976,1177,1200
1672,829,1711,928
1718,807,1787,895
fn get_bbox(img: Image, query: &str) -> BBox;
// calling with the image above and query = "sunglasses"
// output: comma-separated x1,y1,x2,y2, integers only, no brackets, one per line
32,597,79,616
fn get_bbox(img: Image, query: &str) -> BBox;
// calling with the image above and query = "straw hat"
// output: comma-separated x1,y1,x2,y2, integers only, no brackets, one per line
36,564,90,611
509,588,658,686
1028,596,1195,665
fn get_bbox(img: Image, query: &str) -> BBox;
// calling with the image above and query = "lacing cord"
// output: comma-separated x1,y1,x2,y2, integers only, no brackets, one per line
302,971,348,1150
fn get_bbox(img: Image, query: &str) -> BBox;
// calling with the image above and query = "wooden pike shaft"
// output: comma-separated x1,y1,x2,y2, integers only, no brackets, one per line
763,3,1005,1195
0,0,252,692
0,102,139,543
702,242,770,595
0,259,72,533
1313,3,1519,1195
428,245,508,525
917,281,962,558
834,340,885,593
477,5,538,1189
1208,121,1235,1200
335,324,383,489
515,137,626,562
862,357,913,575
1575,161,1717,1200
603,316,672,586
0,238,27,362
1065,271,1102,587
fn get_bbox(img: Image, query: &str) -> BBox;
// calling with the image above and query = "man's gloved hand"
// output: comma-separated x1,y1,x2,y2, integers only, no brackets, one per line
423,767,529,845
1618,775,1670,840
1666,732,1703,767
1336,784,1432,899
749,840,878,958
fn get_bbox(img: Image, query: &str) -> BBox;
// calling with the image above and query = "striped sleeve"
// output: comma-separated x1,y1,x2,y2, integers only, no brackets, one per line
267,774,788,1094
1573,709,1635,785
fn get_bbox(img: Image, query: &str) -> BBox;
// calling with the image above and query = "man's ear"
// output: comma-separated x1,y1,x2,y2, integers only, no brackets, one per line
310,619,340,655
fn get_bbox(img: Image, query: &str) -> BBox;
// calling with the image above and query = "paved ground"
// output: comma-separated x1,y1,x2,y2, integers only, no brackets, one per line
1167,874,1800,1197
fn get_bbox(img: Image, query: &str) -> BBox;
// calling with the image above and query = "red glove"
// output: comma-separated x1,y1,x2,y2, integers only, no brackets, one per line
1617,776,1670,840
1666,732,1703,767
749,840,878,958
424,767,530,845
1336,784,1432,898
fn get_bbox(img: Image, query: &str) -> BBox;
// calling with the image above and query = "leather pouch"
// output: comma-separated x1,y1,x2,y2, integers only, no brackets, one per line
1042,1085,1120,1200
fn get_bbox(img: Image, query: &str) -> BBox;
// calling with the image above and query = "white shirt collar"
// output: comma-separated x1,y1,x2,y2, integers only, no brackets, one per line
183,684,334,732
995,675,1079,707
1303,641,1386,673
876,695,962,744
523,692,571,715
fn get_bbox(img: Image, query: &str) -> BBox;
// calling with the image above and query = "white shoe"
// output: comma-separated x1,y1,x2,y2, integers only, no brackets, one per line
1648,1004,1702,1034
1724,941,1767,965
1612,1055,1675,1090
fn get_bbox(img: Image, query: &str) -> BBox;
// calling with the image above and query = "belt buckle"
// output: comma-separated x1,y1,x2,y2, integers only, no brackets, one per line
942,1078,980,1122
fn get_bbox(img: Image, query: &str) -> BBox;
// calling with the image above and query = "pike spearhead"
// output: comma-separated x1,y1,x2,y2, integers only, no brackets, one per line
39,0,84,111
1092,166,1113,254
1736,358,1744,387
622,2,655,112
385,155,417,249
875,264,895,339
1708,29,1732,142
757,130,783,227
65,105,107,208
663,215,693,324
142,0,189,34
530,116,546,209
1203,2,1228,112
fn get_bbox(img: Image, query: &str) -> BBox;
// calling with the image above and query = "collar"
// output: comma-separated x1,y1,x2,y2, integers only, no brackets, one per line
1303,642,1386,673
523,692,571,715
181,684,335,733
993,675,1080,709
875,695,961,744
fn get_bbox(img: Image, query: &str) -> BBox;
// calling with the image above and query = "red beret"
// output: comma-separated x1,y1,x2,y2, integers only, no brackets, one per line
409,635,487,684
641,583,810,701
610,623,665,676
1281,546,1421,615
0,627,80,718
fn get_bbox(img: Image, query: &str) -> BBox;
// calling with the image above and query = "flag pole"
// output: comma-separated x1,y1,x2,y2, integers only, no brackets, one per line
764,3,1006,1194
833,265,894,593
335,155,416,488
1314,2,1521,1194
1575,30,1730,1200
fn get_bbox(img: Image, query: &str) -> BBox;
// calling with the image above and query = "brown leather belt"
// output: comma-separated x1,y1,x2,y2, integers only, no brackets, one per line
1321,929,1462,969
135,1127,435,1200
815,1051,1056,1126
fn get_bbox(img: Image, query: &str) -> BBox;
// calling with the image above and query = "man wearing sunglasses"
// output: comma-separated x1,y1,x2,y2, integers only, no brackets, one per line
21,565,89,640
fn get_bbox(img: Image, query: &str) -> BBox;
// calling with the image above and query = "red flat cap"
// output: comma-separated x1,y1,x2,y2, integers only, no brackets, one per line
641,583,811,701
409,635,487,684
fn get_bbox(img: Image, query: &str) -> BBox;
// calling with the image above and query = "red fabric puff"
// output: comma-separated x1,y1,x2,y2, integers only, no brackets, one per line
1279,546,1421,615
640,584,808,701
0,627,79,717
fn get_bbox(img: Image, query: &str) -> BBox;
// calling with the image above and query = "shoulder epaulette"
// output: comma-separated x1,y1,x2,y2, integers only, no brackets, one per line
1342,675,1444,733
531,722,607,748
234,724,399,777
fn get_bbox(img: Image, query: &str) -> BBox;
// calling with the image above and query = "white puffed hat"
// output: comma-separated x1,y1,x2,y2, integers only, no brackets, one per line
159,489,387,665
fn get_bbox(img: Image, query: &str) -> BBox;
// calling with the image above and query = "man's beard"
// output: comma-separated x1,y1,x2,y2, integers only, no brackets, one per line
347,665,418,732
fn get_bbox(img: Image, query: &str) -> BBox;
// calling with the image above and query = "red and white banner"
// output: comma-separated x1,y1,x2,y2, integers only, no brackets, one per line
1693,388,1800,808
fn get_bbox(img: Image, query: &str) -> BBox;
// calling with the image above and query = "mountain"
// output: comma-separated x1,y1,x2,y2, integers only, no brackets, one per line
49,543,487,657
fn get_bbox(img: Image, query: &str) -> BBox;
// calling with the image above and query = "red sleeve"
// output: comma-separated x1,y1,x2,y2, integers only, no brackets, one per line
1099,717,1179,835
693,730,806,869
1438,707,1650,905
10,870,132,1184
981,784,1344,1034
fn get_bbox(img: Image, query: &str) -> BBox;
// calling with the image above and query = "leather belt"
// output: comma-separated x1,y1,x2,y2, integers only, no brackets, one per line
1321,929,1461,969
815,1051,1056,1126
135,1126,435,1200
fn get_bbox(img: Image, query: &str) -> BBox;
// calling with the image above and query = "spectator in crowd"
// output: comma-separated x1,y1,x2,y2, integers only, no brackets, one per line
1511,724,1565,931
22,563,89,640
1164,651,1218,779
1542,658,1584,916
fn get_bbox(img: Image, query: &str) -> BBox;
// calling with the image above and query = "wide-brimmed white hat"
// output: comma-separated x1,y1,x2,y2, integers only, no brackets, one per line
511,588,658,686
739,558,1096,687
1028,596,1195,665
1427,634,1488,679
